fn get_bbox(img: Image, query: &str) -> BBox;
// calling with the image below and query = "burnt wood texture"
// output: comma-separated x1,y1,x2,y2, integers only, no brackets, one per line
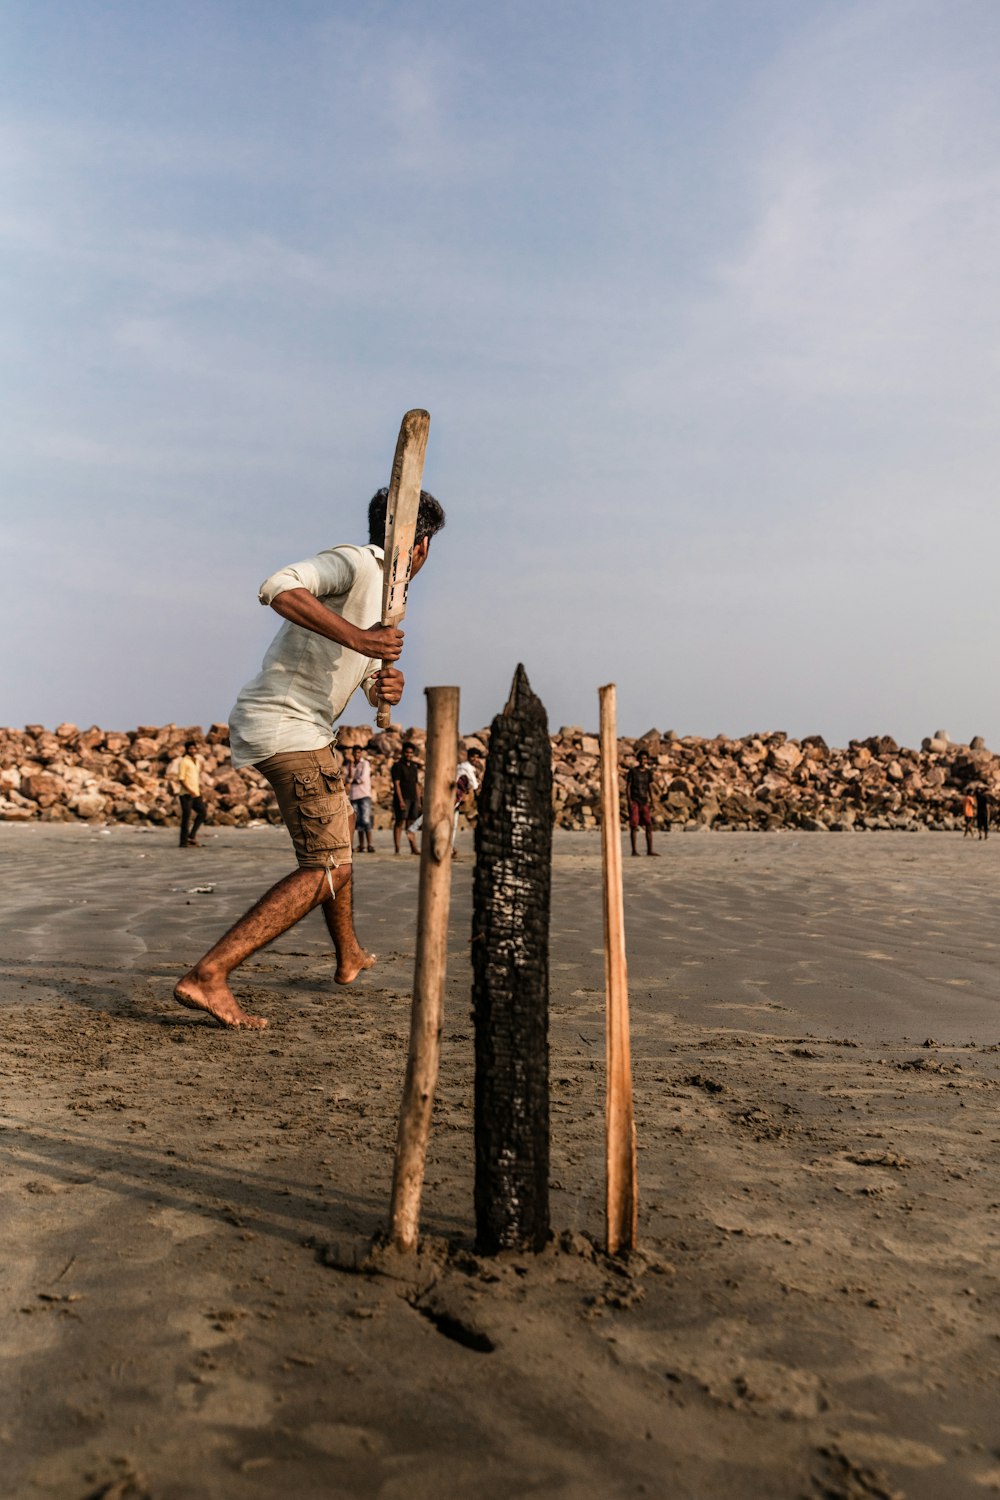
472,665,552,1253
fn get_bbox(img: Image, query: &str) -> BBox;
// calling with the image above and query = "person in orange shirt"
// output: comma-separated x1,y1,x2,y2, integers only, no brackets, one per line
963,791,976,838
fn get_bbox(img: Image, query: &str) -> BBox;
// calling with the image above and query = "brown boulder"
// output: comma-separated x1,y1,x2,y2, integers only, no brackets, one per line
337,725,372,748
20,771,61,807
368,731,401,757
768,742,802,773
70,792,105,820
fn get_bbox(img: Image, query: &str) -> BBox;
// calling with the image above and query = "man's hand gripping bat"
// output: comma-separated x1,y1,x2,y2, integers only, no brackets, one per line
376,409,431,730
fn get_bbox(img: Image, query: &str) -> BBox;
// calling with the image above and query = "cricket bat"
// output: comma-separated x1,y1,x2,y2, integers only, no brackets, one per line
377,409,431,729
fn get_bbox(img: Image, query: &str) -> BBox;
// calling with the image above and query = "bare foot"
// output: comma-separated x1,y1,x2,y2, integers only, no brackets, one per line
334,950,377,985
174,971,268,1029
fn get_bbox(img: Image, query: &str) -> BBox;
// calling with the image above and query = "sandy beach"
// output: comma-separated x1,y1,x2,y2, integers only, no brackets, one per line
3,825,1000,1499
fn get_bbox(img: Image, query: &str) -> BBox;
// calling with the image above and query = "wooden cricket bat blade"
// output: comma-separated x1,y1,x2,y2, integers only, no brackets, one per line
377,409,430,729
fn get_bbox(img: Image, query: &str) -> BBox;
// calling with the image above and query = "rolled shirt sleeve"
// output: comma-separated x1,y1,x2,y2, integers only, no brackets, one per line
259,546,381,699
258,548,359,606
229,542,386,767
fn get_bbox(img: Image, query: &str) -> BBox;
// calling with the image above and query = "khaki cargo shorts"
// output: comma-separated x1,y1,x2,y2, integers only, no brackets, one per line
256,744,353,871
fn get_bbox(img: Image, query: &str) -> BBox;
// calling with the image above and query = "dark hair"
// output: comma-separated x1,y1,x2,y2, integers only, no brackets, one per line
368,488,445,547
185,740,198,753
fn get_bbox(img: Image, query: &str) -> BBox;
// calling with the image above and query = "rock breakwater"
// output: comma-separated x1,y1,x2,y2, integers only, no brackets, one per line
0,722,992,832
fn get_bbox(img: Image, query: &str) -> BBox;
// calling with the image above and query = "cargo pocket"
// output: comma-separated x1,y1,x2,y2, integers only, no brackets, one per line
298,798,340,854
293,770,322,801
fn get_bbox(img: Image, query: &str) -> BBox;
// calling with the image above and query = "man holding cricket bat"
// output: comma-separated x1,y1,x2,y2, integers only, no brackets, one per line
173,486,445,1029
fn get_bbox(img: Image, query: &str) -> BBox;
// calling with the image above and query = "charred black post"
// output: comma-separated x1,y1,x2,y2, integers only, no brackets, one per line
472,664,552,1254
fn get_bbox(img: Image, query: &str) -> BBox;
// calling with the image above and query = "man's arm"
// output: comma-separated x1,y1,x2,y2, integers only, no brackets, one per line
268,588,403,662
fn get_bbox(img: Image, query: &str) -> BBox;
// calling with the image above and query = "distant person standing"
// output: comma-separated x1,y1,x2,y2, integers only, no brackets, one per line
391,741,422,855
453,747,485,851
626,748,658,856
346,743,375,854
963,791,976,838
174,741,207,849
976,787,991,841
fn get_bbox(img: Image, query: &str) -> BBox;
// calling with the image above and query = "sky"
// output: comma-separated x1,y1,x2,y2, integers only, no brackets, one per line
3,0,999,746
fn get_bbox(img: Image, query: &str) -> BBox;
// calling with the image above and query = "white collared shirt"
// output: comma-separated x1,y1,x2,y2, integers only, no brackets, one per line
228,543,384,767
347,756,373,800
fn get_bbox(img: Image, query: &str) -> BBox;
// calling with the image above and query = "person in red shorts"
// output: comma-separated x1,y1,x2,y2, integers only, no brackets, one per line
625,748,658,856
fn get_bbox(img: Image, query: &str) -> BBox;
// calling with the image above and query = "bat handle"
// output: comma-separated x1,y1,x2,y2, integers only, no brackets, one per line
376,643,394,730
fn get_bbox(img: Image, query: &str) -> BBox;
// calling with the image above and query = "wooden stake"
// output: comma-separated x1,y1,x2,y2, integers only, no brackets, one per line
599,683,637,1255
472,664,552,1254
388,685,459,1252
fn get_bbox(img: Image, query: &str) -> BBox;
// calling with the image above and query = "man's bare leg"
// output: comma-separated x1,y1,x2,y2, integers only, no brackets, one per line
319,869,376,984
393,820,403,854
175,865,348,1028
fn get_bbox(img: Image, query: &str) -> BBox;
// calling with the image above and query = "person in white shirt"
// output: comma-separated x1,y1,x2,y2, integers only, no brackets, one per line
453,747,485,850
174,487,445,1029
346,744,375,854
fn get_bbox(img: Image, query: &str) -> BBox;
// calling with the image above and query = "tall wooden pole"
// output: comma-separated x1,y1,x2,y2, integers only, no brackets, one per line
599,683,637,1255
389,685,459,1252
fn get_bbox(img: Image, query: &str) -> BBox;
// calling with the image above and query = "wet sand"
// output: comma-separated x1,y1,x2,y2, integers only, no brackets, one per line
2,825,1000,1499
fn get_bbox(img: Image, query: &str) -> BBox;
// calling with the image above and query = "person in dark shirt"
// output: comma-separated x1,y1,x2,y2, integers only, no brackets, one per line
391,741,422,855
976,786,991,841
625,749,658,856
